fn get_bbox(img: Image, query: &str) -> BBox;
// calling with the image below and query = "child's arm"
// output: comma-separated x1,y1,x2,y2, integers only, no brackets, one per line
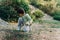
25,14,33,25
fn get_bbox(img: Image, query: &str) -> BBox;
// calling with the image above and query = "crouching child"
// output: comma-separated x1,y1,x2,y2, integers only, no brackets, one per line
17,8,33,33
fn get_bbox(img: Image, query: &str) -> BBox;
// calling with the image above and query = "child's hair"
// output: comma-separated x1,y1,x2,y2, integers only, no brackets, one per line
17,8,25,14
14,6,25,14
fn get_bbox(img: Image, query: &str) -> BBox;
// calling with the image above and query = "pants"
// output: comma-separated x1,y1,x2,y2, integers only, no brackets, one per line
17,18,30,32
17,17,24,30
17,25,30,32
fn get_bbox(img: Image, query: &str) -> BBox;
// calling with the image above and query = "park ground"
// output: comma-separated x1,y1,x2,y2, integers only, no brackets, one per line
0,5,60,40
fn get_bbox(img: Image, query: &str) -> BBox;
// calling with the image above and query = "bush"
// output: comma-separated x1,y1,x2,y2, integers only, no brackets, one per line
0,5,18,22
30,14,36,21
29,0,37,5
33,10,44,19
17,0,30,13
9,0,30,13
53,15,60,21
0,0,30,22
29,10,44,21
51,10,60,21
29,0,56,14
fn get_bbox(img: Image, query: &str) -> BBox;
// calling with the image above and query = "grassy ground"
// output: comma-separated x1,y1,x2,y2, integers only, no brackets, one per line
0,20,60,40
1,28,60,40
42,20,60,28
34,20,60,28
0,17,60,40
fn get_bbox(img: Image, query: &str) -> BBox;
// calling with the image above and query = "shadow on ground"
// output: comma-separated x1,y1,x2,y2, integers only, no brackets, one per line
0,29,32,40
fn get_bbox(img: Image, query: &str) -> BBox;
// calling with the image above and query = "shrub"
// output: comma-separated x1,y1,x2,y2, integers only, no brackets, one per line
29,10,44,21
29,0,56,14
51,10,60,21
33,10,44,19
44,0,52,1
53,15,60,21
29,0,37,5
0,0,30,22
10,0,30,13
0,5,18,22
30,14,36,21
17,0,30,13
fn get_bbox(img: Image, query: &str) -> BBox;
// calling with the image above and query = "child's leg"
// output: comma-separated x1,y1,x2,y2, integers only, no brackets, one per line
17,26,21,30
23,25,30,32
17,18,24,30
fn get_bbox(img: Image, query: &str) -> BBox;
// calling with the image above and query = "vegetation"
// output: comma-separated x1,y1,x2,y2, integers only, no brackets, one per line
0,0,60,21
30,10,44,21
56,0,60,6
0,0,60,40
29,0,57,14
51,10,60,21
0,0,30,22
29,0,60,21
34,19,60,28
33,10,44,18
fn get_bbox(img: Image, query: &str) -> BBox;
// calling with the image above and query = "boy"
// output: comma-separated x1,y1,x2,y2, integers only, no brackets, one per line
17,8,33,32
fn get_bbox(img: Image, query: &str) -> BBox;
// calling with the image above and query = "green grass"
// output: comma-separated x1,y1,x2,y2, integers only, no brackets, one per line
34,19,60,28
56,0,60,4
43,20,60,28
42,20,60,24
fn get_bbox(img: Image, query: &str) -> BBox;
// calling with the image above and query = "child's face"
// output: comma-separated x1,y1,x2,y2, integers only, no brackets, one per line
19,13,24,17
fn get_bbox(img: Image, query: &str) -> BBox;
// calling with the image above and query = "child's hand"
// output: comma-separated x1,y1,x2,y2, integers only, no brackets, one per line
29,19,33,25
26,22,29,25
25,22,32,26
25,20,33,26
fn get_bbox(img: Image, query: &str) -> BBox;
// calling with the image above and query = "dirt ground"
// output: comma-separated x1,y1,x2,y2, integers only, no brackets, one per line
31,28,60,40
0,23,60,40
